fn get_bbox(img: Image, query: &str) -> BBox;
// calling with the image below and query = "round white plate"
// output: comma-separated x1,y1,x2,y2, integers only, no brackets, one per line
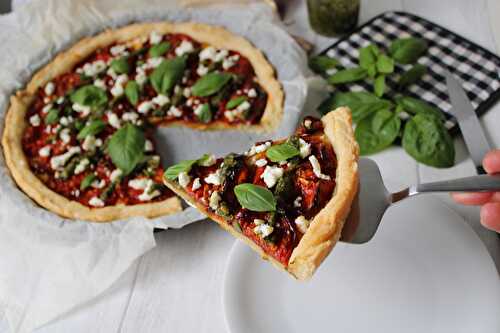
223,195,500,333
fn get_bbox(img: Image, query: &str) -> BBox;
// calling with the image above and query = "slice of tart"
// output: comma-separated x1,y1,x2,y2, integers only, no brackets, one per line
163,108,359,279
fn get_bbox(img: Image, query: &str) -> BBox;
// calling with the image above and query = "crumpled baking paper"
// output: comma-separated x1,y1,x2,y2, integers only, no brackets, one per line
0,0,308,331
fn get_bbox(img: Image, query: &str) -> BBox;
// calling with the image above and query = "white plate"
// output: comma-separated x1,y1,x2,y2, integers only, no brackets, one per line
223,195,500,333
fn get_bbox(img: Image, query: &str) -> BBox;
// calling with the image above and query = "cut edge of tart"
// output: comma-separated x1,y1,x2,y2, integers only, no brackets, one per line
163,108,359,280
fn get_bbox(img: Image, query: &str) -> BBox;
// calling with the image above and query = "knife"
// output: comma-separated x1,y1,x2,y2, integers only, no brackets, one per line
444,71,492,174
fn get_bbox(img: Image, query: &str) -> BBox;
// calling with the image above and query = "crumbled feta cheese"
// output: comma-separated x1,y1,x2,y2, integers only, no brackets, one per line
107,67,117,80
253,223,274,238
198,154,216,167
224,109,242,122
214,49,229,62
193,104,205,117
110,169,123,182
38,145,51,157
196,63,209,76
178,172,191,188
138,179,161,201
72,103,91,117
94,78,107,90
59,116,72,127
74,158,89,174
135,69,147,85
236,101,251,113
186,99,193,107
50,146,81,170
222,54,239,69
59,128,71,144
175,40,194,56
29,114,41,127
294,196,302,208
199,46,217,62
204,169,224,185
247,141,272,155
144,139,154,152
247,88,257,98
82,60,107,77
107,112,121,129
304,119,312,129
398,111,410,120
209,191,221,211
308,155,331,180
255,158,267,167
138,101,154,114
295,215,310,234
253,219,265,226
92,179,106,189
42,104,53,114
167,106,182,118
110,74,128,97
95,138,103,147
183,87,191,98
146,56,164,69
89,196,105,207
122,112,139,123
128,178,149,190
260,165,284,188
299,138,311,158
191,178,201,191
149,31,163,45
56,96,65,104
82,135,98,151
152,94,169,106
110,44,127,56
44,82,55,96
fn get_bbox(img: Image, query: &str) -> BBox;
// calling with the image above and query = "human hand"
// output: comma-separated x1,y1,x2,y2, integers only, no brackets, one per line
452,150,500,232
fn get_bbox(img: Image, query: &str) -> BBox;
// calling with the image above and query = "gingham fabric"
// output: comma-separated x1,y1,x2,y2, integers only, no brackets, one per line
321,11,500,131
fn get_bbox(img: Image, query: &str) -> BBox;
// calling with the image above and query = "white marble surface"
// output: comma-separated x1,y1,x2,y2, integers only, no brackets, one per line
1,0,499,332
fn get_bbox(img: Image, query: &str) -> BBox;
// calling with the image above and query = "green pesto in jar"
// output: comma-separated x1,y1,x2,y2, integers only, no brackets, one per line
307,0,360,36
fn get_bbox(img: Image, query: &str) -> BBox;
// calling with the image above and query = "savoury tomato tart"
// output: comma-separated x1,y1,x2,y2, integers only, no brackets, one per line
2,22,283,222
163,109,359,280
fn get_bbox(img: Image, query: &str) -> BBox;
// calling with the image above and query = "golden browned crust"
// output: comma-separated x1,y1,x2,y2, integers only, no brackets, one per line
2,21,283,222
288,108,359,280
164,108,359,279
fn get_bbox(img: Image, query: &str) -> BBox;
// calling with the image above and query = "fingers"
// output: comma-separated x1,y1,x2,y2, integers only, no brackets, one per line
451,192,493,205
483,149,500,174
480,203,500,233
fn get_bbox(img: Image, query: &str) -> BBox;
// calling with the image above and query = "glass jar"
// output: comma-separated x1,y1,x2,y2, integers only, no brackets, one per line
307,0,360,37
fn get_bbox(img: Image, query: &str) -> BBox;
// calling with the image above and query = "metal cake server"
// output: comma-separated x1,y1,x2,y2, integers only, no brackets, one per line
340,158,500,244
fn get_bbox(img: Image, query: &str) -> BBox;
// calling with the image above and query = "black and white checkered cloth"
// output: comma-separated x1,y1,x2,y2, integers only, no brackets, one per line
321,11,500,131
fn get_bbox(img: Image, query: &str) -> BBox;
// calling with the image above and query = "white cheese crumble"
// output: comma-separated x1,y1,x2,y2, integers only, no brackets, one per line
122,112,139,123
308,155,331,180
178,172,191,188
50,146,81,170
42,104,53,114
224,109,242,122
74,158,90,174
261,165,284,188
44,82,55,96
152,94,169,106
167,106,182,118
59,128,71,144
198,154,216,167
110,74,128,97
191,178,201,191
59,116,73,127
107,112,121,129
209,191,221,211
253,223,274,238
247,141,272,156
175,40,194,56
138,101,154,114
82,135,98,151
72,103,91,117
144,139,154,152
299,138,311,158
247,88,257,98
110,44,127,56
138,179,161,201
199,46,217,62
295,215,310,234
255,158,267,167
110,169,123,182
38,145,51,157
89,196,105,207
135,69,147,86
214,49,229,62
222,54,240,70
149,31,163,45
183,87,191,98
204,169,224,185
56,96,65,105
106,67,117,80
304,119,312,129
128,178,149,190
293,196,302,208
92,179,106,189
82,60,107,77
146,57,164,69
196,63,209,76
253,219,265,226
94,79,107,90
29,114,41,127
193,104,205,117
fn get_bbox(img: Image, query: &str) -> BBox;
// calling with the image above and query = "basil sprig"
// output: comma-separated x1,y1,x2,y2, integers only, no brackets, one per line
106,123,145,175
395,96,445,121
328,67,367,85
77,119,106,140
226,96,247,110
110,57,130,74
234,183,276,212
355,109,401,155
80,174,97,190
398,64,426,89
266,143,299,162
389,38,428,64
70,85,108,108
164,154,213,181
150,56,186,95
308,55,339,74
125,80,140,105
45,109,60,125
196,103,212,123
192,72,232,97
149,42,170,58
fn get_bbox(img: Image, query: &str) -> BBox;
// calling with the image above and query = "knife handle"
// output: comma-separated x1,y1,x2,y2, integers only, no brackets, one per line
412,174,500,194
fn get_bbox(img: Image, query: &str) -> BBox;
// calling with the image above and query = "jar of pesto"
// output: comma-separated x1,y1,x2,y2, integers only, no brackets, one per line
307,0,360,36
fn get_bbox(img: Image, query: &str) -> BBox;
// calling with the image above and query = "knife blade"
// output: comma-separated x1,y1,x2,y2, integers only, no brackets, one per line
444,71,491,174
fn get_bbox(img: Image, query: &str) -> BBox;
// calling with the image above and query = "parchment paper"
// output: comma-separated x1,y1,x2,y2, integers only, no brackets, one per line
0,0,308,332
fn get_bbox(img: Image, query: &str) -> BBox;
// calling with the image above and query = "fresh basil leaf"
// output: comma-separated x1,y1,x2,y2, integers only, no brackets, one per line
355,109,401,155
149,42,170,58
192,72,232,97
359,45,378,70
226,96,247,109
402,114,455,168
196,103,212,123
234,183,276,212
374,75,386,97
327,67,367,84
389,38,428,64
150,57,186,94
367,63,377,78
308,55,339,74
70,85,108,108
110,57,130,74
74,119,85,131
45,109,59,125
197,154,214,166
395,96,445,121
80,174,97,190
125,80,140,105
164,159,197,180
397,64,426,89
266,142,300,162
376,54,394,74
106,123,145,175
77,119,106,140
317,92,393,123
